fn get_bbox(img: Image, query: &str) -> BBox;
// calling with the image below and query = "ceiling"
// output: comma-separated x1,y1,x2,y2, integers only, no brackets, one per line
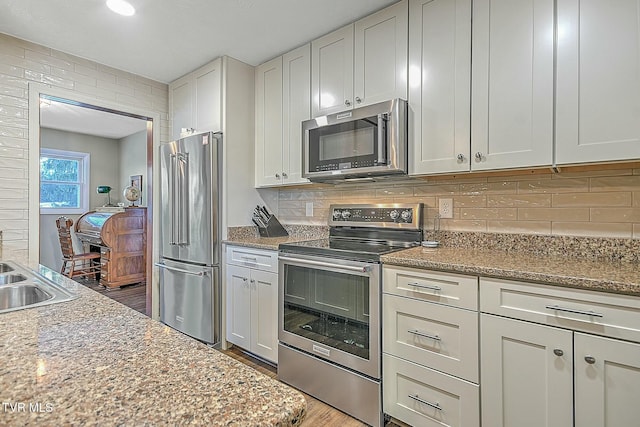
0,0,397,84
40,99,148,139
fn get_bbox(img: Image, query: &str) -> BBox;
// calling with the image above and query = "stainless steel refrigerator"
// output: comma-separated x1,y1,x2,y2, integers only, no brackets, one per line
157,131,221,345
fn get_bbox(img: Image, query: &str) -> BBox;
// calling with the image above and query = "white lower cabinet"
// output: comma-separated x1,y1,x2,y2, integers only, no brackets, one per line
480,277,640,427
382,266,479,427
225,246,278,363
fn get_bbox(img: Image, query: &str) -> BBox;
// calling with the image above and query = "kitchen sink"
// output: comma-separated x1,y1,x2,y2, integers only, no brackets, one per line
0,261,78,314
0,284,54,311
0,274,27,285
0,263,14,273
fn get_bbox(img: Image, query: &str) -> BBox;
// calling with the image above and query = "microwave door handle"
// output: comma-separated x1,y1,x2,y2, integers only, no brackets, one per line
377,113,388,165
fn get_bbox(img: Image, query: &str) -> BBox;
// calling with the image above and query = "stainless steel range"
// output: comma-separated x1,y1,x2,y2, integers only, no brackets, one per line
278,203,423,427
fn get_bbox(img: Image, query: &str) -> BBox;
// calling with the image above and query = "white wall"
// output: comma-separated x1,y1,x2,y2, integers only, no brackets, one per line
119,130,147,205
0,33,169,264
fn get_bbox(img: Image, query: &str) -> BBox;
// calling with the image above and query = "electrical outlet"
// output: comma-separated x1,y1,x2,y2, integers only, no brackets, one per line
439,198,453,219
305,202,313,217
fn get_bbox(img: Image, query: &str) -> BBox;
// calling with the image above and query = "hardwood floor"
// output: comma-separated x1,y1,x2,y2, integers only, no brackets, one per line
76,279,394,426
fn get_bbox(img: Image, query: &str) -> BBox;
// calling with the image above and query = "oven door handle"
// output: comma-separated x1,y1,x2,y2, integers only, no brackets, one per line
279,255,371,273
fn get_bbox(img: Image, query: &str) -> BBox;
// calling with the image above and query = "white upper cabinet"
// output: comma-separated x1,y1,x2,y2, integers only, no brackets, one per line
471,0,554,170
282,44,311,185
556,0,640,165
311,0,408,117
168,58,222,141
408,0,471,175
255,56,284,187
255,45,311,187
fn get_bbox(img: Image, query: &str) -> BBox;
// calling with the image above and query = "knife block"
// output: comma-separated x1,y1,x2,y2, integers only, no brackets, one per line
257,215,289,238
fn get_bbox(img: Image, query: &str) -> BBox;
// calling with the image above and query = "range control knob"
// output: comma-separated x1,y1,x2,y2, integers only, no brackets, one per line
341,210,351,220
332,210,342,220
389,210,400,220
401,210,412,222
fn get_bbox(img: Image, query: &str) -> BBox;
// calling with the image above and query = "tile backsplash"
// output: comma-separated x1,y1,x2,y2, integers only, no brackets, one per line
277,167,640,239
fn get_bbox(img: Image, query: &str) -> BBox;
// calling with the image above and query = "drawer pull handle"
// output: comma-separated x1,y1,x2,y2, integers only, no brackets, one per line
545,305,604,318
409,282,442,292
241,256,258,262
408,329,441,341
408,394,442,411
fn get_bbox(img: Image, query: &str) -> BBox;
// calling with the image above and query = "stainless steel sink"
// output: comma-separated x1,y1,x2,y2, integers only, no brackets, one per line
0,261,78,314
0,284,54,310
0,263,14,273
0,274,27,285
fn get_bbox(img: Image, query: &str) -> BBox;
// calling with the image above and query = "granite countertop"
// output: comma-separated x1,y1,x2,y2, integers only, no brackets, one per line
0,265,306,426
381,246,640,296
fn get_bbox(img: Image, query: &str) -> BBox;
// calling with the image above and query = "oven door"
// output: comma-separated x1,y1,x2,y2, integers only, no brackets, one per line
278,253,380,379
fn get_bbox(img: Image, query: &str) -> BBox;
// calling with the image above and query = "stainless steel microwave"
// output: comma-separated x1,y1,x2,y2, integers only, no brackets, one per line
302,98,407,182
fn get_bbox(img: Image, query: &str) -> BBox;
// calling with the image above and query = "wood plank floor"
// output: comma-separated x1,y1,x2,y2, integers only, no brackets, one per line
75,279,397,426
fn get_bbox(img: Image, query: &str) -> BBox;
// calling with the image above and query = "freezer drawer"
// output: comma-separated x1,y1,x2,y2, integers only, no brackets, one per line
158,259,219,345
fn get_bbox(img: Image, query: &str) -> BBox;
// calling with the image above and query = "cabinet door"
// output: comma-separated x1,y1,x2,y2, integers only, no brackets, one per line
226,264,252,350
354,0,408,107
575,333,640,427
481,314,573,427
250,270,278,363
282,44,311,185
169,75,193,141
311,24,354,117
556,0,640,164
255,56,284,187
471,0,554,170
193,58,222,134
409,0,471,175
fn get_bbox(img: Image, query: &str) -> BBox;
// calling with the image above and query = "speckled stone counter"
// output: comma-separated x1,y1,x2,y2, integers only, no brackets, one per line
0,266,306,426
224,225,328,251
381,246,640,296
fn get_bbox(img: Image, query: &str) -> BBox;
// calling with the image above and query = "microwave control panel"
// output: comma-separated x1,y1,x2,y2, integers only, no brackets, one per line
315,159,377,172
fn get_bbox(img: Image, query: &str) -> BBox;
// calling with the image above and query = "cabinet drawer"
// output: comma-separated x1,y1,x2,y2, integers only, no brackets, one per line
383,294,478,382
383,266,478,310
480,278,640,343
383,353,479,427
225,246,277,273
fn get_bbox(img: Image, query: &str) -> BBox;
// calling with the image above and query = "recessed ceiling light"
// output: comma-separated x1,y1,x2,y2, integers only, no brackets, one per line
106,0,135,16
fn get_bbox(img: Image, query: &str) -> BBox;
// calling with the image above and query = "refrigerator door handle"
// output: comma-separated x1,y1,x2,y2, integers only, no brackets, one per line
176,152,190,246
155,262,207,277
169,153,178,245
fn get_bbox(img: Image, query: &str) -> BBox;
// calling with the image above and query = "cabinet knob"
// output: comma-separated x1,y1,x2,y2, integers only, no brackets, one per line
457,154,465,162
282,172,288,178
553,349,564,357
475,152,484,161
344,99,351,106
355,97,362,104
242,277,248,282
250,279,255,284
275,173,280,179
585,355,596,364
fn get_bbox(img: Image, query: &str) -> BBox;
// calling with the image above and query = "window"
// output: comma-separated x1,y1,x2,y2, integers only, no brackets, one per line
40,148,90,214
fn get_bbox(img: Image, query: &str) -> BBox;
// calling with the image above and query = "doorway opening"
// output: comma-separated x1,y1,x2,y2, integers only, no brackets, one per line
35,94,154,316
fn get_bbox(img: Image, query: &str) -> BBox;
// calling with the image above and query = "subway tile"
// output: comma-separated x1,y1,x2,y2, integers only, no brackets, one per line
50,49,99,70
0,39,25,58
0,136,27,150
552,192,631,207
487,194,551,207
0,126,25,138
0,62,24,78
487,172,552,182
487,220,551,235
0,83,24,98
634,192,640,207
0,210,26,220
98,79,136,97
413,183,459,195
24,69,74,89
0,104,26,119
439,219,487,232
24,49,74,71
0,177,28,189
376,186,413,197
74,63,117,84
74,83,118,101
518,207,590,221
0,116,28,130
590,175,640,192
518,178,590,194
339,189,377,199
0,156,28,169
116,93,152,110
452,195,486,207
634,224,640,238
0,74,28,90
0,168,26,179
460,181,517,195
590,208,640,223
51,67,98,87
553,168,633,178
552,222,633,238
460,208,517,221
0,94,28,109
0,53,49,74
